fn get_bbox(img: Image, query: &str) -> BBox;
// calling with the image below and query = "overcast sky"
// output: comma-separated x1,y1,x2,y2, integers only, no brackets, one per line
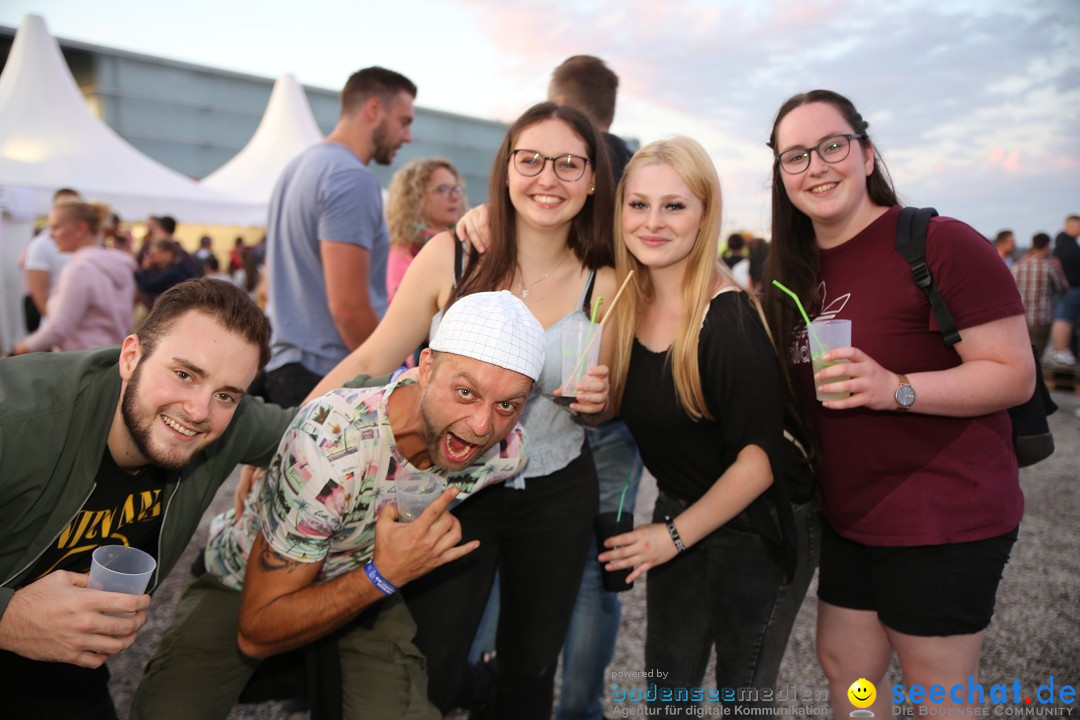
2,0,1078,242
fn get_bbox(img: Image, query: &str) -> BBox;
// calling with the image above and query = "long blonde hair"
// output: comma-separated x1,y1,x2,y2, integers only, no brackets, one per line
385,157,467,250
610,136,758,421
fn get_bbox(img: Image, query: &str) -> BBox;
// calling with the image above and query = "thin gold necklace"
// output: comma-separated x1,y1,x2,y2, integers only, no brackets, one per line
518,248,570,299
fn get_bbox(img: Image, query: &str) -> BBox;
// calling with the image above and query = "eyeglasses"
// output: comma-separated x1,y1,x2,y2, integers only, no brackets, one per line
432,184,464,198
510,149,590,182
775,134,864,175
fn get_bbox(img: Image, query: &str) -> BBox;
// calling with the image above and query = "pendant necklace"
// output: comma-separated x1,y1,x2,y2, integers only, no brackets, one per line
519,248,570,299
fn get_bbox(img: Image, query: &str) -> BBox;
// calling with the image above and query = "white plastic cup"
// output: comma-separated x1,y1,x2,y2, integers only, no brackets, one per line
808,319,852,402
87,545,156,595
396,472,446,523
560,320,602,397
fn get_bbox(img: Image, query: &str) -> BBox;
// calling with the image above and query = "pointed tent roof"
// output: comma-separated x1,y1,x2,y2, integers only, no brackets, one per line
0,14,265,224
200,73,323,203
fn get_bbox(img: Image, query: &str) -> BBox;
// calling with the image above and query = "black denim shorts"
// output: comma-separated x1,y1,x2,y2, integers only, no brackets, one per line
817,522,1019,636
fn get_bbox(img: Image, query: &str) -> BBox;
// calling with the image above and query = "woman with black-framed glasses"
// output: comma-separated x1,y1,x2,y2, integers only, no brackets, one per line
762,90,1032,715
308,102,619,719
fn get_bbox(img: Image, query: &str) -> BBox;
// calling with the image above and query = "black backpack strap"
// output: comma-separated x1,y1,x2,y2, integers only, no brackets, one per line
452,231,465,283
894,206,962,347
582,270,597,314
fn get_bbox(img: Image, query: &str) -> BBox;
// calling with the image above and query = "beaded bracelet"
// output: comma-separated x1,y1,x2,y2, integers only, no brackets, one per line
664,515,687,553
364,560,398,596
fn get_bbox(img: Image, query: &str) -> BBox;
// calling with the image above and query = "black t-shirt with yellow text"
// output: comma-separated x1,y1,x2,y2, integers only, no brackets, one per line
2,450,169,712
24,449,167,585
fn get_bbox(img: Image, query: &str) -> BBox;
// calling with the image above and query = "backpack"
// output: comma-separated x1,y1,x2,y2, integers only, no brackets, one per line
895,206,1057,467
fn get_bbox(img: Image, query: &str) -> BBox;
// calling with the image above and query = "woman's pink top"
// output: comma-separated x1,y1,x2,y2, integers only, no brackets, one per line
23,246,137,352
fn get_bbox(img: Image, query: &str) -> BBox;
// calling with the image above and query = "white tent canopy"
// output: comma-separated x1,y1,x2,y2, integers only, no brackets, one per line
200,73,323,203
0,14,266,225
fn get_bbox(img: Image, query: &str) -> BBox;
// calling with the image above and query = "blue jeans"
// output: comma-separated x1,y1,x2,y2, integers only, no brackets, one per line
1052,287,1080,324
644,492,820,716
556,420,643,720
1052,288,1080,354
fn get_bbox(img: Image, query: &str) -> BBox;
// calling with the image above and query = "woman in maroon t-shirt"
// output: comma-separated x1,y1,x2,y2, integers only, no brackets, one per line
762,90,1033,715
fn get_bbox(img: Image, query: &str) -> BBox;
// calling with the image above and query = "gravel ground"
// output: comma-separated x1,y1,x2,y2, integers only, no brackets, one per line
109,389,1080,719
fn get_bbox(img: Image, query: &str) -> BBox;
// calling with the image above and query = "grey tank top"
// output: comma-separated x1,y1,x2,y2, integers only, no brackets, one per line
429,270,596,486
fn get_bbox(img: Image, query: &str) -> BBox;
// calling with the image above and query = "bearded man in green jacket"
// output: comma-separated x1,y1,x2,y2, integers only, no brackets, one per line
0,278,295,719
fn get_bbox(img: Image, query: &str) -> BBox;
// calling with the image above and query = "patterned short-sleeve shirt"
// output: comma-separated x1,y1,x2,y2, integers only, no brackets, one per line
205,376,528,590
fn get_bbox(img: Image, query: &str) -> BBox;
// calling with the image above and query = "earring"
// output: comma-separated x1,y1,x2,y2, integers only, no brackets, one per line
588,186,595,194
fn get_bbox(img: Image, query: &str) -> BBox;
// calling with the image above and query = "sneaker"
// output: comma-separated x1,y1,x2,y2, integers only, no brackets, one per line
1043,348,1078,367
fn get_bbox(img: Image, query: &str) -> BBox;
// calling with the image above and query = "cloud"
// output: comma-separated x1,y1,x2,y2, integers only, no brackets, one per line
12,0,1072,239
462,0,1080,238
985,148,1024,174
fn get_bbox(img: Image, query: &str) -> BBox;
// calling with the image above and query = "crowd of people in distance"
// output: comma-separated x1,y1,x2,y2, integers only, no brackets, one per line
1006,221,1079,366
1,53,1078,720
10,196,269,359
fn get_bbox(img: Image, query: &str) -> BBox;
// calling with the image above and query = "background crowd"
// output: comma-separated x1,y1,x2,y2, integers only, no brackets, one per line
0,52,1078,720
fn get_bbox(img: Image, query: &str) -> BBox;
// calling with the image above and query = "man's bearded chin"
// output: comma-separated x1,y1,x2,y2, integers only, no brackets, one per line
421,407,485,471
120,363,190,471
371,122,394,165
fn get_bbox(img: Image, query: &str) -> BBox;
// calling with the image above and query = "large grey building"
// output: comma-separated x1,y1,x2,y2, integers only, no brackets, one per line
0,24,507,203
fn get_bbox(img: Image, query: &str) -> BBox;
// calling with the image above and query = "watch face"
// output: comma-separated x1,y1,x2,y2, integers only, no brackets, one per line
896,384,916,408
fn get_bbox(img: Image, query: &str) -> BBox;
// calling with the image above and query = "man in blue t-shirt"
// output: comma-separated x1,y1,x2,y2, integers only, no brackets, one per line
264,67,416,406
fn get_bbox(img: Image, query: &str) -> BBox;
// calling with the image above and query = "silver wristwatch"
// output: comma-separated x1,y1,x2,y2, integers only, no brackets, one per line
894,374,916,411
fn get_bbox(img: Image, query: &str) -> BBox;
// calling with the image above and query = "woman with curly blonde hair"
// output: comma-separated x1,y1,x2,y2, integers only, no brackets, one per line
385,157,467,300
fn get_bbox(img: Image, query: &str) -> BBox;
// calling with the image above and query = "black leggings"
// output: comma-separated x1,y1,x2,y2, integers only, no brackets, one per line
404,444,599,719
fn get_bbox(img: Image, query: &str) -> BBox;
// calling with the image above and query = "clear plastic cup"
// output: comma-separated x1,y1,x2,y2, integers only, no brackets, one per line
87,545,156,595
808,319,852,401
396,472,446,523
560,320,602,397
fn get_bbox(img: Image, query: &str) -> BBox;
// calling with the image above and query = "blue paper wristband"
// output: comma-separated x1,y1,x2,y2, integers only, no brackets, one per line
364,560,398,596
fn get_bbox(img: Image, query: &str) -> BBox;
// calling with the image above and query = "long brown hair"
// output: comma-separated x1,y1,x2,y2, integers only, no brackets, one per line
450,102,614,303
761,89,899,458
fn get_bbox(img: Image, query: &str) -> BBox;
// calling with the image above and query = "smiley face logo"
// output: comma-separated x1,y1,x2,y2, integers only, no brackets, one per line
847,678,876,709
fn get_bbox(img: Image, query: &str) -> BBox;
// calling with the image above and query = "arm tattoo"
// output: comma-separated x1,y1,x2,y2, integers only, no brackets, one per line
258,546,304,574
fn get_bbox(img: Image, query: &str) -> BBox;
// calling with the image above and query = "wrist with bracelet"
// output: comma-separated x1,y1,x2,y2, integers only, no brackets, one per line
664,515,687,553
363,560,398,596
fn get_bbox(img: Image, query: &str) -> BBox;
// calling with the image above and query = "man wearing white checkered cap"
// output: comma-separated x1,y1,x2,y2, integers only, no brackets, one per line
133,290,542,720
430,290,545,382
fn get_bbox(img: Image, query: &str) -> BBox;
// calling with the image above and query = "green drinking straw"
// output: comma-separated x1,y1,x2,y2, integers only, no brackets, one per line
771,280,823,352
615,470,632,523
771,280,812,328
564,272,634,394
590,296,603,324
564,296,601,392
